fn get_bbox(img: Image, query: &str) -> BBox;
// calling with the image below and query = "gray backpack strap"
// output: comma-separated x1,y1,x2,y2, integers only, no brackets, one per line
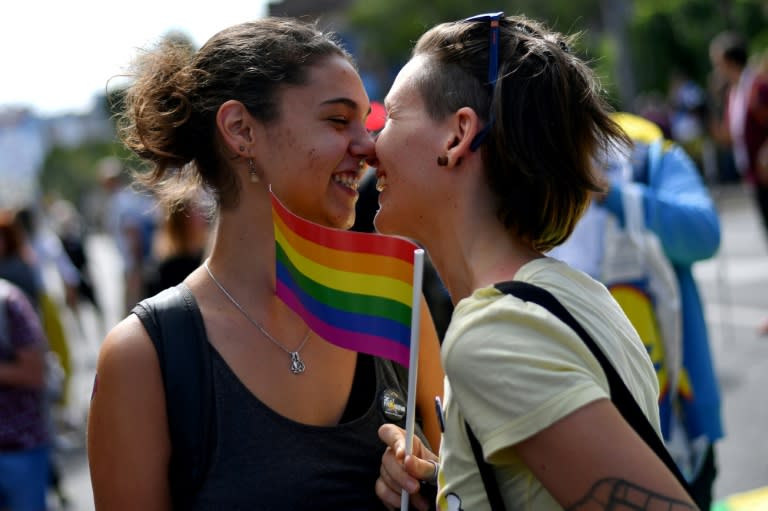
132,284,214,510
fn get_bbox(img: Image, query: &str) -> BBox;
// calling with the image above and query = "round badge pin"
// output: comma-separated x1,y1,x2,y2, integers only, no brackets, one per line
380,388,407,422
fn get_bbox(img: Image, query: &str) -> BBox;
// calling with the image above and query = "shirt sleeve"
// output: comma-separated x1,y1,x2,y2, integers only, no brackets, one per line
443,296,609,461
604,144,720,265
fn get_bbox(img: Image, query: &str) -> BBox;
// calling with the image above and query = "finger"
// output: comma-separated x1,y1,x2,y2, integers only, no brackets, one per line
375,476,404,510
378,452,400,490
405,454,439,483
378,424,407,458
382,448,421,494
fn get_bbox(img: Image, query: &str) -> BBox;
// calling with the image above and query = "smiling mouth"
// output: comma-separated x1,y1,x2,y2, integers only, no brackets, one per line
375,173,387,192
332,173,361,191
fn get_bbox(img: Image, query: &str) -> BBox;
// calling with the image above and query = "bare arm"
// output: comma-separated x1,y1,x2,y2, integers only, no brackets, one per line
415,296,444,451
514,398,697,510
0,346,45,388
87,315,172,511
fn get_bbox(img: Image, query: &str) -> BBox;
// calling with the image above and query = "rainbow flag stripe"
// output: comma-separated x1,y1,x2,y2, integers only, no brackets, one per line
272,192,419,367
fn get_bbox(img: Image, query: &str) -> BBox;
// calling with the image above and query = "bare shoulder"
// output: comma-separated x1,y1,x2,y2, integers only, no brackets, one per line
96,314,159,381
89,313,172,509
91,313,165,410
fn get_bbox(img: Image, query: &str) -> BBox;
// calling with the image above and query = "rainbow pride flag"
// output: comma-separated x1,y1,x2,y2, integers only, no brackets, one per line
271,192,420,367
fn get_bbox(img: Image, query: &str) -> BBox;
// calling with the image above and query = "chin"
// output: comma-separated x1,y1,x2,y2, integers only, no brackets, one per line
328,211,355,230
373,208,407,238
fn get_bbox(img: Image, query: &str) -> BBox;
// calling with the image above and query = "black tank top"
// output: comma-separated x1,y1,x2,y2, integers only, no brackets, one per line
190,347,409,510
137,285,426,510
133,284,429,511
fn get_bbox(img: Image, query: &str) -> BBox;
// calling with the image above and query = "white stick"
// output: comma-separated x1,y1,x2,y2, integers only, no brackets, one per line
401,248,424,511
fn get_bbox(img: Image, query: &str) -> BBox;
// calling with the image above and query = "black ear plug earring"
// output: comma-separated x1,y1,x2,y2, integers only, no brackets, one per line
437,155,448,166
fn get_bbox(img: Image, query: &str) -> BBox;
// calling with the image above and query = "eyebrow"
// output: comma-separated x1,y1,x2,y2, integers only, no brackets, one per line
320,97,366,114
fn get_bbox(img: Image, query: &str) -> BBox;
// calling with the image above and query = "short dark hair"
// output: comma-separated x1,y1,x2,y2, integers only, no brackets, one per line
117,18,353,210
711,31,749,68
412,15,629,251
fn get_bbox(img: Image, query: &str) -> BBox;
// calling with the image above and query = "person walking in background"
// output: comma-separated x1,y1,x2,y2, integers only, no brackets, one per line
0,208,72,509
143,191,212,298
0,211,41,309
48,198,101,318
0,278,51,511
97,156,159,315
373,13,697,510
550,112,722,511
87,17,443,510
710,31,768,204
709,31,768,335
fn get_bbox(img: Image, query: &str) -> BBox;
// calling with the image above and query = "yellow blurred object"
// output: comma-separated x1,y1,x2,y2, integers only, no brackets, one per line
39,292,71,405
611,112,664,144
714,485,768,510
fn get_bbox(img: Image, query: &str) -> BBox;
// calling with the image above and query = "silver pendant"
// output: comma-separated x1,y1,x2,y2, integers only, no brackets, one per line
289,352,306,375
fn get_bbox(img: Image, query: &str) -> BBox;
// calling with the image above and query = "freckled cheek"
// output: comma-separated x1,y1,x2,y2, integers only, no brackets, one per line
307,148,318,167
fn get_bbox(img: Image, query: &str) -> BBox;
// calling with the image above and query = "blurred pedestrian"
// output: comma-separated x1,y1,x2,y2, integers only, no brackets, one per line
143,192,212,298
709,31,768,336
709,31,768,232
0,278,51,511
550,112,723,511
97,156,159,314
0,211,40,308
48,198,101,316
668,69,711,174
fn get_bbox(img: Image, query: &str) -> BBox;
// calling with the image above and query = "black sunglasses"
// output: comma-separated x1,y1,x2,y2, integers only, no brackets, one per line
463,11,504,151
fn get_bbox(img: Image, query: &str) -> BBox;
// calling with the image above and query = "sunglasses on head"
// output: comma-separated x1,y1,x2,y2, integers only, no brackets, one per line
462,11,504,151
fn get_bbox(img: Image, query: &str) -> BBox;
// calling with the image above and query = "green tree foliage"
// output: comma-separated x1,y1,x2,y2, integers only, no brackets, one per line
39,140,131,207
347,0,601,70
346,0,767,110
629,0,768,98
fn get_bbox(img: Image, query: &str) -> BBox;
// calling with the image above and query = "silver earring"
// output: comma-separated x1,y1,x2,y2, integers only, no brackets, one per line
248,158,260,183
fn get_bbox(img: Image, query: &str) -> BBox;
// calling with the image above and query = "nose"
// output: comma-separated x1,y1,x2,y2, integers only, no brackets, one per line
351,123,376,162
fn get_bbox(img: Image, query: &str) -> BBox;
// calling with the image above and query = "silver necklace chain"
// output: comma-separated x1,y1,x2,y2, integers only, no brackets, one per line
204,261,309,375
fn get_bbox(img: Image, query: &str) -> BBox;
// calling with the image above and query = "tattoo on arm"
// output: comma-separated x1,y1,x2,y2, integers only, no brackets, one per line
567,478,696,511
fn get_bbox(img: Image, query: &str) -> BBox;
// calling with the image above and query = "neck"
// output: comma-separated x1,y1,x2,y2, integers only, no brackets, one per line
204,199,277,304
423,213,541,305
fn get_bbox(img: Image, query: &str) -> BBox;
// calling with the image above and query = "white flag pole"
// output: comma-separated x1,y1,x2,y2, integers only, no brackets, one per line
401,248,424,511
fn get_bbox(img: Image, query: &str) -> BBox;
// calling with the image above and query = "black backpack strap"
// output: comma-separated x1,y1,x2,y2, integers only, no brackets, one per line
465,420,507,511
493,280,694,498
132,284,214,509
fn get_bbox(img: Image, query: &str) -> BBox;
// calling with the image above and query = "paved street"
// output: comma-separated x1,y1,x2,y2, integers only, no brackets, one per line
52,183,767,510
48,233,122,511
694,184,768,502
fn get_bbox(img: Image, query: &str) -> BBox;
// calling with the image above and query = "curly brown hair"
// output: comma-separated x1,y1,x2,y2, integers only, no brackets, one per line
117,18,353,211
